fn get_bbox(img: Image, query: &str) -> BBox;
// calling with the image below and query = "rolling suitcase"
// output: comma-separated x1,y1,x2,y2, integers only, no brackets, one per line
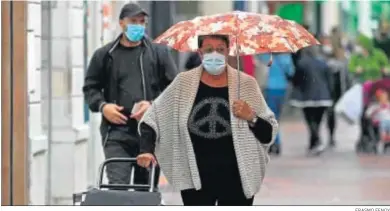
73,157,162,206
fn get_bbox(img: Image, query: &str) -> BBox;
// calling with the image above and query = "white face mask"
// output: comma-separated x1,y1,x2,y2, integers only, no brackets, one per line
355,45,364,54
341,38,348,47
202,52,226,76
322,45,333,55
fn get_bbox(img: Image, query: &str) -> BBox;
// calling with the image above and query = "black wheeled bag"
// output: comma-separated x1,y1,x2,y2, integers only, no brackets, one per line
73,158,162,206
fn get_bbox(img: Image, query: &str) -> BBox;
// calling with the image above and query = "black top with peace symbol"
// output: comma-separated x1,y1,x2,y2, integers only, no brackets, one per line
188,82,242,194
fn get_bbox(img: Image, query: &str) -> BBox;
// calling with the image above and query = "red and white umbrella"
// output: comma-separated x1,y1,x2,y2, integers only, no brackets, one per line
154,11,319,56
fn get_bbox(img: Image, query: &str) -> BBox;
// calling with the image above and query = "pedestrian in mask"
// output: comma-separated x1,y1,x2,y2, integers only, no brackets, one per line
137,34,278,206
83,2,178,190
326,48,352,147
374,21,390,59
349,33,389,81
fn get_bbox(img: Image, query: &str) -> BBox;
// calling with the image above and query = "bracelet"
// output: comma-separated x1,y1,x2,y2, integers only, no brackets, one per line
99,102,107,113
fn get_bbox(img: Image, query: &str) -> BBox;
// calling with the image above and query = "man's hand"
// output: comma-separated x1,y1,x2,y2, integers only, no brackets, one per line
130,101,151,121
136,153,156,168
102,103,128,124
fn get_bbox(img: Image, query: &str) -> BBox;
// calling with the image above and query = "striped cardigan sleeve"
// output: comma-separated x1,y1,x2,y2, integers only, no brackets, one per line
138,73,182,142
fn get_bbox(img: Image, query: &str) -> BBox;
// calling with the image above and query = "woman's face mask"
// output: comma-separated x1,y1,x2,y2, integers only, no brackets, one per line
322,45,333,55
125,24,145,42
202,51,226,76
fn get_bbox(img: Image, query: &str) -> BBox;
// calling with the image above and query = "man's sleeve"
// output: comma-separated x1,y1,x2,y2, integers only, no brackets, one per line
156,45,179,91
82,49,107,112
185,52,202,70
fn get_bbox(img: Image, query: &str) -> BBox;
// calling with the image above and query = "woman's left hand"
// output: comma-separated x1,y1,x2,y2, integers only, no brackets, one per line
233,100,255,121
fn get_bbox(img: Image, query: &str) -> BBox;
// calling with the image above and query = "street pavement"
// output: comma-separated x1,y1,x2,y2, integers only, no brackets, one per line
158,116,390,205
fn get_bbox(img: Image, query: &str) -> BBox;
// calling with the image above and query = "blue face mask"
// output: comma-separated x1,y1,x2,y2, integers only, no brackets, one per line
202,52,226,75
125,24,145,42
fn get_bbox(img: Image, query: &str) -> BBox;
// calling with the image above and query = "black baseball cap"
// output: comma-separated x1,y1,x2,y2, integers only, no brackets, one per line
119,2,148,20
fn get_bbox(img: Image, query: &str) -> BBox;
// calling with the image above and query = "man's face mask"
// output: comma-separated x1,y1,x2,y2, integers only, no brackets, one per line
125,24,145,42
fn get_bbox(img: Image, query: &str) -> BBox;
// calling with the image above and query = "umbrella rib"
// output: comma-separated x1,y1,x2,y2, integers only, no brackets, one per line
178,24,200,52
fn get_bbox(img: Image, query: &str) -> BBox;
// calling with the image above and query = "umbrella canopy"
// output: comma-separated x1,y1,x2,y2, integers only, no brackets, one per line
154,11,319,56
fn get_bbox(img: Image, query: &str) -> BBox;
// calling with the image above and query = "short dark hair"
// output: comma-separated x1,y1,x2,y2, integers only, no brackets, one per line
197,34,230,49
302,24,310,31
331,26,339,34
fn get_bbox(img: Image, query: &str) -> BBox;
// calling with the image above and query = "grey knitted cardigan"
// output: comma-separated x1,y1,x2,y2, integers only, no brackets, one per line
139,65,278,198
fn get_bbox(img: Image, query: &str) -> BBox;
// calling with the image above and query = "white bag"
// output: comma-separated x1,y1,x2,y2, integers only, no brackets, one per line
335,84,363,124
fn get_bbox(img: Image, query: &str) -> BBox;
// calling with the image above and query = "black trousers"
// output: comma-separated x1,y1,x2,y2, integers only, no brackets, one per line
327,95,341,141
303,107,327,149
180,188,254,206
103,140,160,191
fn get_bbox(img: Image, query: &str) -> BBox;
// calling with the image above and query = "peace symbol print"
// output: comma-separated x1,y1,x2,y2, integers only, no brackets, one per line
188,97,232,139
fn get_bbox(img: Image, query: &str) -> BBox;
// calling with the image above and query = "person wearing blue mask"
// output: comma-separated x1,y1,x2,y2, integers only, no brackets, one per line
83,2,178,191
256,53,294,155
136,34,278,205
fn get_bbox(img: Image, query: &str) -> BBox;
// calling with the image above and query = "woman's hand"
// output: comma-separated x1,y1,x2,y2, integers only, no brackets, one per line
136,153,156,168
233,100,255,121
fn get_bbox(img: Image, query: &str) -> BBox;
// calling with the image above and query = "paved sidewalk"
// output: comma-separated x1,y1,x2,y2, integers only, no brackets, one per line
159,117,390,205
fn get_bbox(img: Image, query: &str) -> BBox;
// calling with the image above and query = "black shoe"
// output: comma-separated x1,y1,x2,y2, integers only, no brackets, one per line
307,143,325,156
328,139,336,148
269,144,281,155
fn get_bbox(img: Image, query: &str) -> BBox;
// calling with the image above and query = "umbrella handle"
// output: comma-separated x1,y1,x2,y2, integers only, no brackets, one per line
236,37,240,100
268,53,273,66
236,37,245,128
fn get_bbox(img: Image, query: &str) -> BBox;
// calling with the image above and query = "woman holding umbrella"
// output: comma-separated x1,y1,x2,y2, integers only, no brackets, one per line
138,34,277,205
135,11,318,205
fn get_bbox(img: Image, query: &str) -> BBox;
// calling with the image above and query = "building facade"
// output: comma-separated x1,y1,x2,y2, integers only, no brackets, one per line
4,0,387,205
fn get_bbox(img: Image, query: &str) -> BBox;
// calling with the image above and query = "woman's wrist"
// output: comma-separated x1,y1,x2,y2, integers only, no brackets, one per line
247,111,258,127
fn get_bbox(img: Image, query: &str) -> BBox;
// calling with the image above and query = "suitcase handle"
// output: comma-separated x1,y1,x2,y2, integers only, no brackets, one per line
97,157,156,192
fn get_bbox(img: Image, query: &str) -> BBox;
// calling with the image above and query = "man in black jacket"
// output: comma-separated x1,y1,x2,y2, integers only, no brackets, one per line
83,2,178,189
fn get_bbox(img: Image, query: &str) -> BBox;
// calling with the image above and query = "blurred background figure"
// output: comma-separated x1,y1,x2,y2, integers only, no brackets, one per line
326,48,352,147
290,46,333,155
291,24,310,68
257,53,294,155
348,33,389,82
373,20,390,60
330,26,342,54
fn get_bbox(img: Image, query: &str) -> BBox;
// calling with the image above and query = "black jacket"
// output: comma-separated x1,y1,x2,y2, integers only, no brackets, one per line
185,52,202,70
83,35,178,139
290,48,334,107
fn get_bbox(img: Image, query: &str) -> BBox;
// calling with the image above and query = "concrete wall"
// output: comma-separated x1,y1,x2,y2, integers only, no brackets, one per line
28,0,90,205
358,1,373,38
200,0,233,15
321,1,341,35
27,0,46,205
